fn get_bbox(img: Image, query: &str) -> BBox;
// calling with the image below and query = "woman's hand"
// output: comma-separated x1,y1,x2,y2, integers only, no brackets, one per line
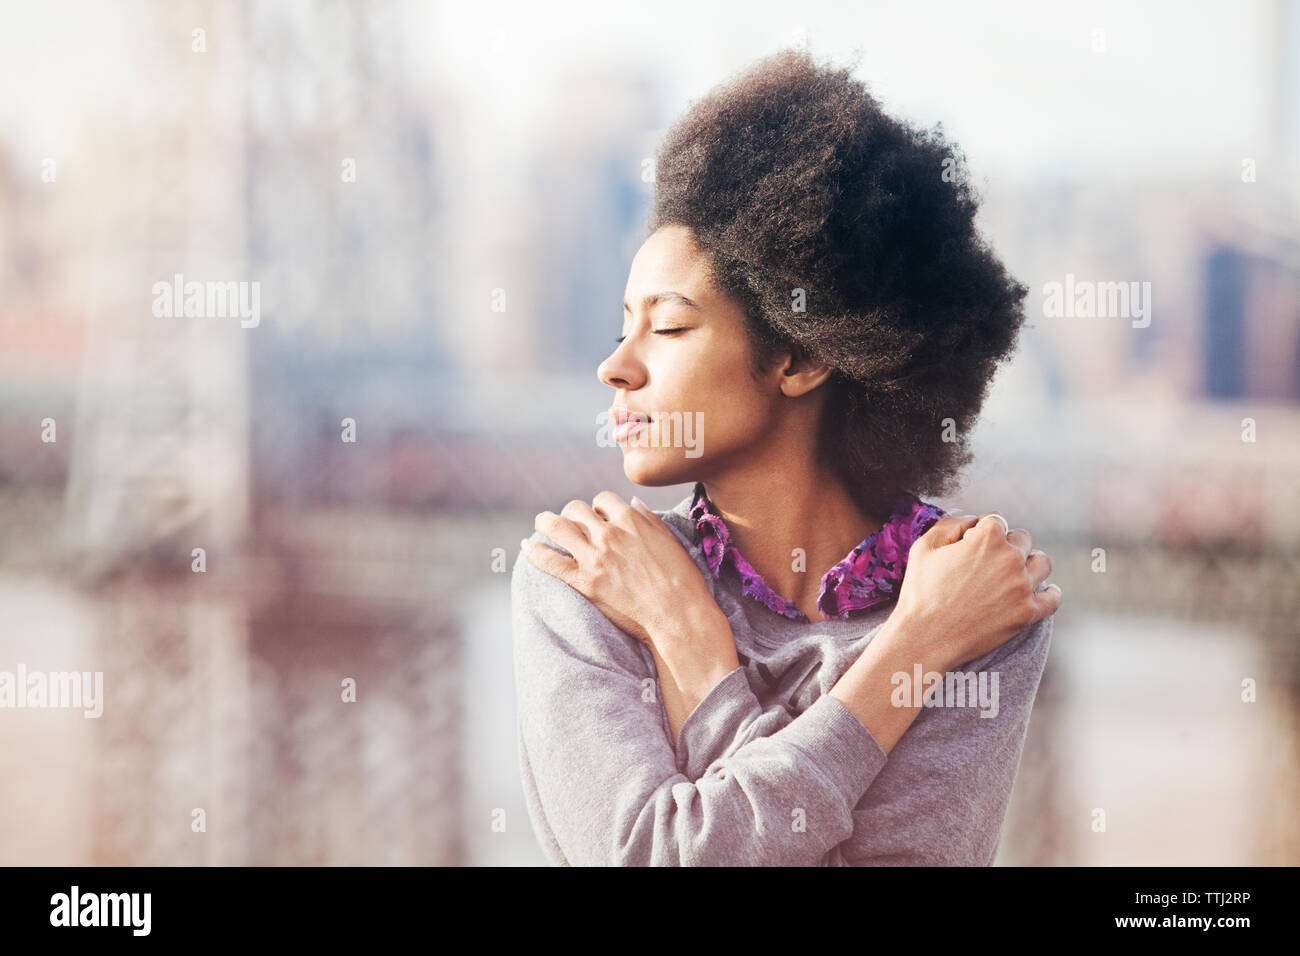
523,492,740,742
828,511,1061,755
523,491,726,651
891,512,1062,672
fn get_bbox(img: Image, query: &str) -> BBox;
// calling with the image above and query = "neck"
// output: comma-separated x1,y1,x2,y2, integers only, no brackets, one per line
699,457,883,622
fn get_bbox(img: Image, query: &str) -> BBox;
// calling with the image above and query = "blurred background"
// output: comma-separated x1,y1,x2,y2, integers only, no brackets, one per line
0,0,1297,865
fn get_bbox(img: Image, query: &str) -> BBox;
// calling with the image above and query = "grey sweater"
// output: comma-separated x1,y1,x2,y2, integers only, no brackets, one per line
511,489,1054,866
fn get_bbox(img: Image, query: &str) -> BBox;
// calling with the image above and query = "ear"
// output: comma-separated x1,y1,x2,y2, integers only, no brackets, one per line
776,346,834,398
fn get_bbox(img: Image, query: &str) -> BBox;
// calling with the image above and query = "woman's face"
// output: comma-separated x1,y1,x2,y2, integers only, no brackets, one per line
597,224,788,488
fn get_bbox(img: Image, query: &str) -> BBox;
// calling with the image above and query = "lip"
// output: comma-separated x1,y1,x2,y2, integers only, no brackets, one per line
610,407,652,427
613,420,648,442
610,406,651,443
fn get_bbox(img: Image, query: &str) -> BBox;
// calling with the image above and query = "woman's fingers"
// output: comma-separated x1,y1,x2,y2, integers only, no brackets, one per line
1025,547,1061,620
533,491,647,573
1034,582,1064,618
1026,548,1052,587
971,513,1010,539
916,513,980,550
1006,528,1032,557
520,534,579,582
591,490,635,524
558,498,601,535
535,505,597,558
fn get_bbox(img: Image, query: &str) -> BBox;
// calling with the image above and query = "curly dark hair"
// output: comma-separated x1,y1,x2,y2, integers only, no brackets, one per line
646,46,1028,518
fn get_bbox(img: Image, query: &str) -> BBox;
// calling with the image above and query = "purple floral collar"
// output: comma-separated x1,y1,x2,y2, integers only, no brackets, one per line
687,482,945,622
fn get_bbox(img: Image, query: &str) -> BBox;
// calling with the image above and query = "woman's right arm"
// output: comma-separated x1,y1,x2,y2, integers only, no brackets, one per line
512,529,892,867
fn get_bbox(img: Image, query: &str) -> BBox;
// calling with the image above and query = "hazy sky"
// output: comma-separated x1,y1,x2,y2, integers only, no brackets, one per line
420,0,1294,182
1,0,1295,186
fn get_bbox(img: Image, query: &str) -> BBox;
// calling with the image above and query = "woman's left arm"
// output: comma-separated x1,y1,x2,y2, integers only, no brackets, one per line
523,491,744,745
644,614,738,745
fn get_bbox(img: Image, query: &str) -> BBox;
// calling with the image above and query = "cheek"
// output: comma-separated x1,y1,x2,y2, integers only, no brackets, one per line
671,355,771,448
701,399,770,453
618,352,770,483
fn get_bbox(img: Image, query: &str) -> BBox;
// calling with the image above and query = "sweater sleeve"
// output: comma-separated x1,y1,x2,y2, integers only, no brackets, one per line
511,531,890,866
671,664,800,780
824,612,1055,865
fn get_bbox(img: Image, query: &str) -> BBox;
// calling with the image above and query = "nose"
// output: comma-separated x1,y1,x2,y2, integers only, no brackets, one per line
597,340,645,391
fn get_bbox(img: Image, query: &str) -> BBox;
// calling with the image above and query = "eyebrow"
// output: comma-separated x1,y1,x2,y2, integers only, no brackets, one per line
623,292,701,313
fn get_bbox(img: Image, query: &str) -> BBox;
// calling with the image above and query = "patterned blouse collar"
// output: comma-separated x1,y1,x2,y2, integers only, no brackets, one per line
687,481,945,622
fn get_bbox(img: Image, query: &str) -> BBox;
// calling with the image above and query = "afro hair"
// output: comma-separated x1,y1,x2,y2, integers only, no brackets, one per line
646,46,1028,516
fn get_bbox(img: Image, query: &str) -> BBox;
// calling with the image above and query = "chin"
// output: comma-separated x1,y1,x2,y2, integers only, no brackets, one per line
619,448,695,488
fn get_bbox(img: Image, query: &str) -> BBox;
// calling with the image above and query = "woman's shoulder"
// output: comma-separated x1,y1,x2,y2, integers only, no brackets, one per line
510,528,587,615
509,528,652,674
653,489,700,548
509,489,707,663
652,493,720,588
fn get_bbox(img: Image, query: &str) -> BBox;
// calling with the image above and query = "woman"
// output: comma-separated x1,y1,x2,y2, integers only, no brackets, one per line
512,47,1061,866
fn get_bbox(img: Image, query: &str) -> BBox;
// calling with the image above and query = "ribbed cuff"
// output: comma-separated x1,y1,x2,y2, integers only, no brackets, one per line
674,666,756,779
777,692,889,807
674,668,889,808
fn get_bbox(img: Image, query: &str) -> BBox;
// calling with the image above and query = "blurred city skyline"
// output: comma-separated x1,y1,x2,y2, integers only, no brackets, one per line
3,2,1297,422
0,0,1296,866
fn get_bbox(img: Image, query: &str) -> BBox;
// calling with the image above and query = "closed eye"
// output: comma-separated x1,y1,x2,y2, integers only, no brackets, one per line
615,328,688,344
